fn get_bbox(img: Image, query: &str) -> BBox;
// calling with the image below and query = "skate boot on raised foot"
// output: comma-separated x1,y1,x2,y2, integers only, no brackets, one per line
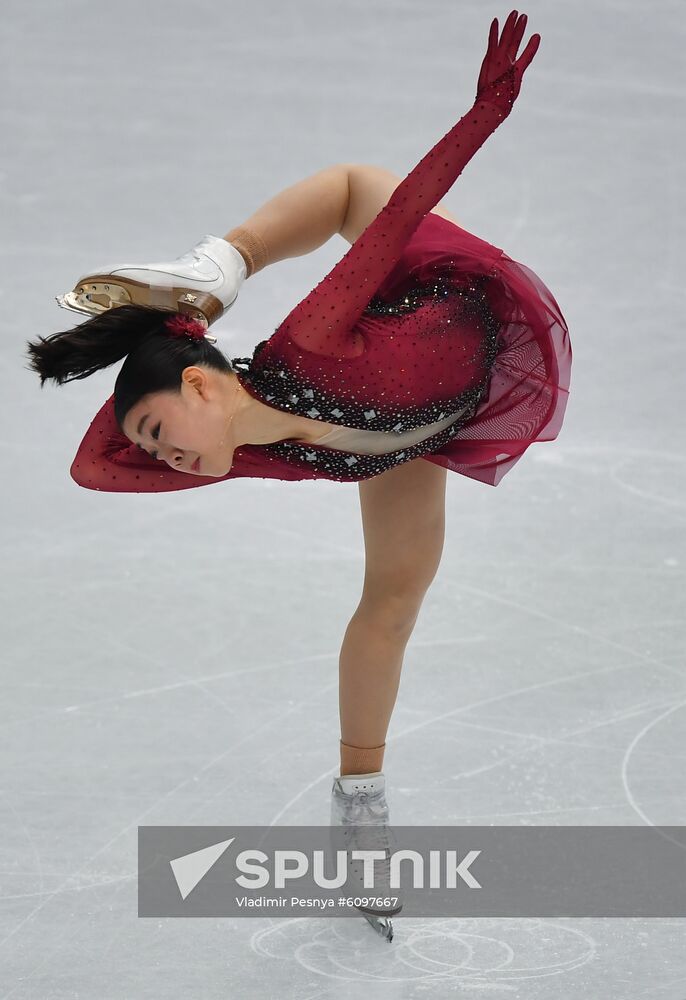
55,234,248,328
330,771,403,943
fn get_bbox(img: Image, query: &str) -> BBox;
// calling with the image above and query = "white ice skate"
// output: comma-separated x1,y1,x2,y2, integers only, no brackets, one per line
55,234,247,328
330,771,403,943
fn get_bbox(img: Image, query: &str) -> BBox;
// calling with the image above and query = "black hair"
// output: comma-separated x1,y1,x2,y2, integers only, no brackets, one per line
25,304,235,430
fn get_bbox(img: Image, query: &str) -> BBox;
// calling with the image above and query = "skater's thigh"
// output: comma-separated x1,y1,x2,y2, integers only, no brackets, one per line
340,163,461,245
358,458,447,602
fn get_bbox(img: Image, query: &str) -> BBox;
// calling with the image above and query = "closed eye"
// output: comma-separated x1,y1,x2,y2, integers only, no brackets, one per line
150,421,161,460
137,421,162,460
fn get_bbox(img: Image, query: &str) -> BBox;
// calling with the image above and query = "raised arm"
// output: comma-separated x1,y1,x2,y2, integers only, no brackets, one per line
272,11,540,358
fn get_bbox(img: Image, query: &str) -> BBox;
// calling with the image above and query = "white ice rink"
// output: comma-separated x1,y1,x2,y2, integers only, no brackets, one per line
2,0,685,995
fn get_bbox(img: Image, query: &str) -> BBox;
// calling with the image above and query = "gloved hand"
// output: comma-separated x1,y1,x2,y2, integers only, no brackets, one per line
475,10,541,116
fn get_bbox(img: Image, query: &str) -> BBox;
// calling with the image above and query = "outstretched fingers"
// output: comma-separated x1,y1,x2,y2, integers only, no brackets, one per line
501,9,522,52
497,10,541,76
516,31,541,73
511,11,528,52
487,16,499,59
477,10,541,105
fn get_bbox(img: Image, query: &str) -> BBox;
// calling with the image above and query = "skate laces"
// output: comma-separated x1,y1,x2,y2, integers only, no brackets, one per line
349,824,395,880
338,788,395,881
350,789,390,827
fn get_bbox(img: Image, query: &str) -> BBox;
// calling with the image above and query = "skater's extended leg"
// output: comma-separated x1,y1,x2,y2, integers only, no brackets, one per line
340,163,461,245
338,459,447,772
222,162,461,277
222,163,351,275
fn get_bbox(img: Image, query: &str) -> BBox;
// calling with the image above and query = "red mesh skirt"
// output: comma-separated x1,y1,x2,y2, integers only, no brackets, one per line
423,247,572,486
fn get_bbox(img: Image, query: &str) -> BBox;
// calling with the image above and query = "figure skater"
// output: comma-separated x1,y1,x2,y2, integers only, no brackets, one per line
26,10,571,941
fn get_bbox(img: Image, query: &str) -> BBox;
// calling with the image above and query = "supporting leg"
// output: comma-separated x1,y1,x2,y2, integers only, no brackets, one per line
338,459,447,774
338,601,420,774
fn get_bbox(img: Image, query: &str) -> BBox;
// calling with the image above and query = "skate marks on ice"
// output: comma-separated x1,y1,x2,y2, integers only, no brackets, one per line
249,916,597,986
529,444,686,517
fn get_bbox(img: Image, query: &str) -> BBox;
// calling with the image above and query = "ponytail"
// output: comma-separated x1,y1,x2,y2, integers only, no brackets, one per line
26,303,235,430
26,303,169,386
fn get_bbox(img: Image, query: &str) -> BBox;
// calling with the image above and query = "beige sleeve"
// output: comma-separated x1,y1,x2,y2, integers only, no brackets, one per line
222,225,270,279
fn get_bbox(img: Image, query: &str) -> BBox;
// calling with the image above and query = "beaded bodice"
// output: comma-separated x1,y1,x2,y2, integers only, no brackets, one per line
228,272,501,481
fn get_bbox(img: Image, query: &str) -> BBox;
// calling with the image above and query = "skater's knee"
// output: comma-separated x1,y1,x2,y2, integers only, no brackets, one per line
356,590,424,638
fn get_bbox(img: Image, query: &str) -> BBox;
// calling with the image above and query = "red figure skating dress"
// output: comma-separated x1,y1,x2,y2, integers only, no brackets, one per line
70,71,572,493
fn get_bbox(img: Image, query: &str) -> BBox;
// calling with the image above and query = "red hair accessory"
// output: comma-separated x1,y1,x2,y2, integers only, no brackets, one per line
163,313,208,341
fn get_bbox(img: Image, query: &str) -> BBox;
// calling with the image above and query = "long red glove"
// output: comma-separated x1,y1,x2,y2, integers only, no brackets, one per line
273,9,541,359
476,10,541,109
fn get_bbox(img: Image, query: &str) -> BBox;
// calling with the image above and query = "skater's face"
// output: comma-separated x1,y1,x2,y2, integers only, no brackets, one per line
122,366,240,477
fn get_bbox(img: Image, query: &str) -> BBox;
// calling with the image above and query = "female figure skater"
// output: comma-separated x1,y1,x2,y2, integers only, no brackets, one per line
27,11,570,941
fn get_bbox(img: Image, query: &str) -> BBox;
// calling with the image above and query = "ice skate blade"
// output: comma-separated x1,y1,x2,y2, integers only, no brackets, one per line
361,911,393,942
55,276,227,327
